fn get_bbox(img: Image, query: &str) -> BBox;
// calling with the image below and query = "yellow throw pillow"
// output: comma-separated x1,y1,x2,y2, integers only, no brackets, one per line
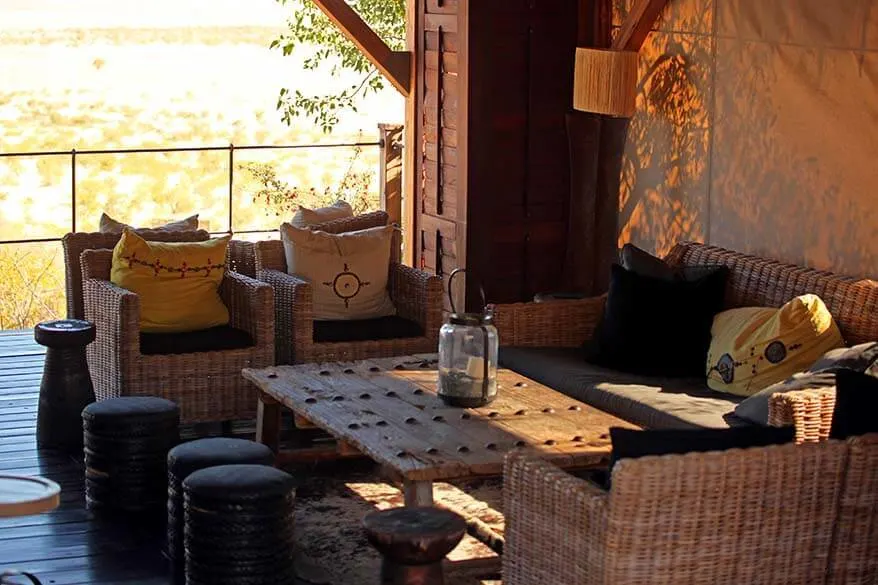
706,294,844,396
111,228,230,333
280,223,396,320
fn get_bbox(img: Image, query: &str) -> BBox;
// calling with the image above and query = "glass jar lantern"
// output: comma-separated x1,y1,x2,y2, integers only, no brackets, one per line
438,269,499,408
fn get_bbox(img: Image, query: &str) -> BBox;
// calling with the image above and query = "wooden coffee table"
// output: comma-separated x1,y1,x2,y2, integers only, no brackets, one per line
243,354,636,506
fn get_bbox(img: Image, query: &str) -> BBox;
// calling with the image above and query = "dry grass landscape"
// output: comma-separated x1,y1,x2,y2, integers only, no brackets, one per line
0,0,403,328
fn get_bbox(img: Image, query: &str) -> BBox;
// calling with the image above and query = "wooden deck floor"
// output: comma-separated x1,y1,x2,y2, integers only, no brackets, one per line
1,330,175,584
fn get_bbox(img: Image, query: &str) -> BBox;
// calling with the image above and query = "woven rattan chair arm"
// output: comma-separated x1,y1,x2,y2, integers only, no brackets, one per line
220,271,274,347
503,451,608,585
258,268,312,364
227,239,257,278
768,388,836,443
389,263,443,332
83,277,140,360
80,249,113,281
493,295,607,348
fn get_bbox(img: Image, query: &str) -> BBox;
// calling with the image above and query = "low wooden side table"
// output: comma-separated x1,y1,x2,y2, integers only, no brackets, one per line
1,474,61,585
34,319,96,453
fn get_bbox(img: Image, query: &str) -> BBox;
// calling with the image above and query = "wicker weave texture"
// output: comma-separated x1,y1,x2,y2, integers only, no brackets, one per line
254,214,441,365
80,249,274,423
668,242,878,345
827,433,878,585
504,438,855,585
62,230,211,320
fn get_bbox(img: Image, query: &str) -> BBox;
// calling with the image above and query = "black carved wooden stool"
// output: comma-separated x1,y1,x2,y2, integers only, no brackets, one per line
34,319,96,453
183,464,296,585
82,396,179,514
363,507,466,585
166,438,274,564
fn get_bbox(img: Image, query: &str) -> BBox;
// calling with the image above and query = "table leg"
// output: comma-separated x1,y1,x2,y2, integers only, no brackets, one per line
403,480,434,507
256,393,281,454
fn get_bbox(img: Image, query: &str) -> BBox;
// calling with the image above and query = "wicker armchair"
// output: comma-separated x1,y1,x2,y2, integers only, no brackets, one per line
503,436,877,585
79,248,274,423
493,242,878,443
254,212,442,365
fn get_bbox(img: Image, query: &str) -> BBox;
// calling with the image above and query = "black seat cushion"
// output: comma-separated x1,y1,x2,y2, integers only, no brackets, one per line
829,369,878,439
168,438,274,477
313,316,424,343
604,425,795,488
183,464,295,500
82,396,179,429
140,325,253,355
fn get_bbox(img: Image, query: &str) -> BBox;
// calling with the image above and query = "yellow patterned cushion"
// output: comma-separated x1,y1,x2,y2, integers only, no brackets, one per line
706,294,844,396
111,228,230,333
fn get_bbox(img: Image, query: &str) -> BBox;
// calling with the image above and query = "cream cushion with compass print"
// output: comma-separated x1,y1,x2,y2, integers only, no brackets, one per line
706,294,844,397
280,223,397,320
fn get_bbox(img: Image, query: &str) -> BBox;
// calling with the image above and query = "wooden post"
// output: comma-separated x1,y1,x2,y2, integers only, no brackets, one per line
255,393,282,453
379,123,405,264
379,123,404,227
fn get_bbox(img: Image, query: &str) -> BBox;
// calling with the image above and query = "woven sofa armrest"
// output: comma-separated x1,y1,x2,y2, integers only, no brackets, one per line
389,263,443,334
493,295,606,348
504,451,608,585
220,271,274,348
768,388,836,443
258,268,312,364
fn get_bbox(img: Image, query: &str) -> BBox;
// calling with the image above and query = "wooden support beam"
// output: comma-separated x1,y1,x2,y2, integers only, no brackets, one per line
611,0,670,52
310,0,412,96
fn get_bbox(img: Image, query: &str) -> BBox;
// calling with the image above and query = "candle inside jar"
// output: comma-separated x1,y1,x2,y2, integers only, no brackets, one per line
466,356,486,379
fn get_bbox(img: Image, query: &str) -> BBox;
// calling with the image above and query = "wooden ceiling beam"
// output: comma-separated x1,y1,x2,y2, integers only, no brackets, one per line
611,0,671,52
310,0,412,97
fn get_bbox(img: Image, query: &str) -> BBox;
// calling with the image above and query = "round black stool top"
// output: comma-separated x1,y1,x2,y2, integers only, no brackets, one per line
82,396,179,430
169,438,274,477
363,507,467,564
183,464,294,501
34,319,96,348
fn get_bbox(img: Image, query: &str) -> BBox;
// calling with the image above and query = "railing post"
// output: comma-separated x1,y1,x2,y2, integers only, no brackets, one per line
228,143,234,234
71,149,77,232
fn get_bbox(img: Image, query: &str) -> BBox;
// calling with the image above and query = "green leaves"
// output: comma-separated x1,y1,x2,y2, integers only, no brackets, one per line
272,0,404,133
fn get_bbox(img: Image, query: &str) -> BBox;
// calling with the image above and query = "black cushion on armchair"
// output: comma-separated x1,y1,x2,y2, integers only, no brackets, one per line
313,316,424,343
140,325,254,355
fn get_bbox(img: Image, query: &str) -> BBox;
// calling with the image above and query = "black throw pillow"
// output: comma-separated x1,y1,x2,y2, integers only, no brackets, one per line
829,369,878,439
589,263,729,377
620,243,720,283
608,425,796,478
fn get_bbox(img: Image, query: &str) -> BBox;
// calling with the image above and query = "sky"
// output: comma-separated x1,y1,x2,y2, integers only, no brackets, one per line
0,0,288,29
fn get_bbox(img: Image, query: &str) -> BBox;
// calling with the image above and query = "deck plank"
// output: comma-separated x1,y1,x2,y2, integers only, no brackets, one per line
0,330,172,584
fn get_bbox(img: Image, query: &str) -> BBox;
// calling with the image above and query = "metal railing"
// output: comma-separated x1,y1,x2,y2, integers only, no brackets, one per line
0,139,384,245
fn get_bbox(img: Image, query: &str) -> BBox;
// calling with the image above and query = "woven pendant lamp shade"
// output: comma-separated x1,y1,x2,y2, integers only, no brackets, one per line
573,47,638,117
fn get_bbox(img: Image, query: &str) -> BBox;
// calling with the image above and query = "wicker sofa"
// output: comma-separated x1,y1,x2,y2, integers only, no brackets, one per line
503,433,878,585
494,242,878,443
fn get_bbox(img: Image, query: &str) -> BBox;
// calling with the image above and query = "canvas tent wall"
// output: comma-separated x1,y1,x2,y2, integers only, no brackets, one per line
615,0,878,278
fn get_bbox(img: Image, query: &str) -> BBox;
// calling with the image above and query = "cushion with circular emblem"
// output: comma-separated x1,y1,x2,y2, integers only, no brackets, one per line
706,294,844,397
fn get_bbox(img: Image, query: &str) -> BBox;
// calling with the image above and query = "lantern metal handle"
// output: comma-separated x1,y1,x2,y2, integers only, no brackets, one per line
447,268,487,315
